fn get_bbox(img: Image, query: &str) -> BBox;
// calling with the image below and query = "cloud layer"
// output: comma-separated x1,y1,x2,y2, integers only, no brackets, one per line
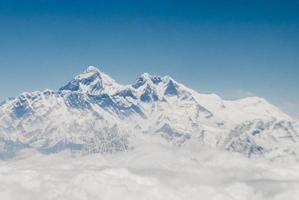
0,142,299,200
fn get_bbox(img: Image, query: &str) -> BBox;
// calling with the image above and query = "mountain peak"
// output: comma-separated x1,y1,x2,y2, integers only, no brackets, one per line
140,72,150,77
60,66,121,95
77,66,102,79
133,73,164,89
83,65,101,74
139,72,161,82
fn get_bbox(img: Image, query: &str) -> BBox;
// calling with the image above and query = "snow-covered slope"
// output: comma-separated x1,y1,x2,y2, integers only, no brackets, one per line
0,66,298,159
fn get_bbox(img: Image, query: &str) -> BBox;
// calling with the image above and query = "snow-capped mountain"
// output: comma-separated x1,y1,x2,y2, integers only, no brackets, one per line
59,66,121,95
0,66,298,159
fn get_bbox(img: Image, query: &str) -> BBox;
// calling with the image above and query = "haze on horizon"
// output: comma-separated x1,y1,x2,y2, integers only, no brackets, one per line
0,0,298,117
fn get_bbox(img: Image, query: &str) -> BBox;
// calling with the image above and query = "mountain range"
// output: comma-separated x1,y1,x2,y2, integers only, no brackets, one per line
0,66,298,159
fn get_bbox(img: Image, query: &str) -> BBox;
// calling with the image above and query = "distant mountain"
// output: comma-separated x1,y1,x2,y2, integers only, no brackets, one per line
0,66,298,159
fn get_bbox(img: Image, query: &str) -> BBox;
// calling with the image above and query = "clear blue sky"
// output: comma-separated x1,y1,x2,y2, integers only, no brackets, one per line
0,0,298,117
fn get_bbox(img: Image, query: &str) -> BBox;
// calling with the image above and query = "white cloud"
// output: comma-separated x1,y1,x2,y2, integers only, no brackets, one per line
0,144,299,200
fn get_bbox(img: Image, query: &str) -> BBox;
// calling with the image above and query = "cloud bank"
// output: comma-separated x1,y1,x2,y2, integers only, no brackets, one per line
0,142,299,200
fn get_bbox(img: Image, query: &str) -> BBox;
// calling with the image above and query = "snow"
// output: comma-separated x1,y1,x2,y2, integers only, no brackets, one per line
61,66,122,95
0,65,298,159
0,66,299,199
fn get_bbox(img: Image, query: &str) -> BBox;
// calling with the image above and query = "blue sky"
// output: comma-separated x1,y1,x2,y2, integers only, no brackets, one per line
0,0,298,117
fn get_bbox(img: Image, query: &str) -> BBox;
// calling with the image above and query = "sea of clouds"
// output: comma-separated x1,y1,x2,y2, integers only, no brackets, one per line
0,139,299,200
